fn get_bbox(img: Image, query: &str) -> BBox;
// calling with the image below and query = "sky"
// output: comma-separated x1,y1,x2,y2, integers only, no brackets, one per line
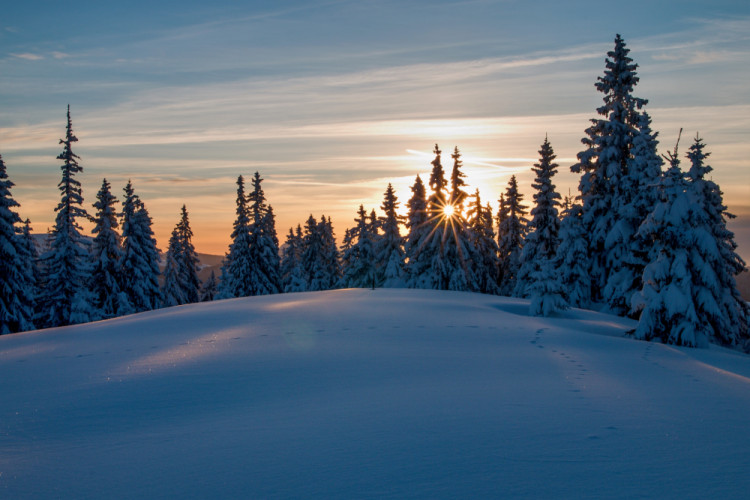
1,0,749,260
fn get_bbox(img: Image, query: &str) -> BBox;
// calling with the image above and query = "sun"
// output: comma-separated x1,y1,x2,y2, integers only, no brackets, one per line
443,204,455,218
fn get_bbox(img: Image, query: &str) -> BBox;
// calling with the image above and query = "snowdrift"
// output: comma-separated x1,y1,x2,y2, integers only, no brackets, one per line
2,289,750,498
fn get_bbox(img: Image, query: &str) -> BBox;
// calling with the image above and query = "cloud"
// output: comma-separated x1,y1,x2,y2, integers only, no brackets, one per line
51,51,70,59
10,52,44,61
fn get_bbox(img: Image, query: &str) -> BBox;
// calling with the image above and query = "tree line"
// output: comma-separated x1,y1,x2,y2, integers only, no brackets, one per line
0,36,747,350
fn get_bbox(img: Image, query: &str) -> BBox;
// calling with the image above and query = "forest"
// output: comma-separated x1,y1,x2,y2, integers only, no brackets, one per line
0,35,747,350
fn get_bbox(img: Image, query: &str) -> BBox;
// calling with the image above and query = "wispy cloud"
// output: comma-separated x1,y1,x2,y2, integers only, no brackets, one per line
10,52,44,61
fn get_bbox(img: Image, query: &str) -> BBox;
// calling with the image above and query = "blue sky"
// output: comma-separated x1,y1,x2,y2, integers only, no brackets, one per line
1,0,749,257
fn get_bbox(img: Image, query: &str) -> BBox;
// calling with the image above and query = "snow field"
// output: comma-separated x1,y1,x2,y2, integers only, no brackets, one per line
2,289,749,498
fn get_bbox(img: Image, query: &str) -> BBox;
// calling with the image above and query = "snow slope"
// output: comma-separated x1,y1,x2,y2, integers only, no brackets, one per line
2,289,749,499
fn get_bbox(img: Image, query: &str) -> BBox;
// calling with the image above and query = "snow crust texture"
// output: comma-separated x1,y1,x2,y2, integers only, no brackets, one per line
2,289,749,499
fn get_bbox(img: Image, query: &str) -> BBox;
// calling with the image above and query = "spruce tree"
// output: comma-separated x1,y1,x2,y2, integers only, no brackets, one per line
572,34,646,304
200,270,219,302
161,228,186,307
515,137,564,313
602,111,664,316
37,106,94,327
340,205,378,288
466,190,500,294
634,140,707,346
0,155,36,333
376,184,406,287
281,225,306,293
404,175,431,288
175,205,201,304
684,135,749,347
497,175,528,296
247,172,281,295
301,215,327,291
450,146,468,211
120,181,161,312
90,178,128,319
555,201,591,308
219,175,253,298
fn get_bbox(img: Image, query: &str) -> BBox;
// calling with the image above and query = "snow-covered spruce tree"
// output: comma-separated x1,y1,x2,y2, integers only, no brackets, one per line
376,184,406,287
161,228,185,308
0,155,36,333
514,137,565,315
633,139,711,347
572,34,647,304
404,175,431,288
176,205,201,304
37,106,94,328
555,200,591,308
301,215,327,291
219,175,253,299
280,225,306,293
90,178,129,319
340,205,379,288
602,111,664,316
319,216,341,290
450,146,469,211
120,181,161,312
200,270,218,302
466,190,500,295
247,172,281,295
497,175,528,296
684,135,749,347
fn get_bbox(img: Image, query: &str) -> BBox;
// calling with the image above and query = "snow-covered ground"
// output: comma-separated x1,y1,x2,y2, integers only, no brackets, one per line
2,289,749,499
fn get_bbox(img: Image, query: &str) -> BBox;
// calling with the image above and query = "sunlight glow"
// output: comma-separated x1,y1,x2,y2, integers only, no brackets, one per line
443,204,455,218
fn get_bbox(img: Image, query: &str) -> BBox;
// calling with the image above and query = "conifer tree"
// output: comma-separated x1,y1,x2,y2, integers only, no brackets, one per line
219,175,253,298
515,137,563,307
602,111,664,316
301,215,327,291
340,205,378,288
281,225,306,293
175,205,201,304
497,175,527,296
320,216,341,289
376,184,406,287
450,146,468,211
556,201,591,308
466,190,500,294
120,181,161,312
200,270,219,302
684,135,749,347
90,178,128,319
37,106,94,327
405,175,431,287
572,34,647,304
0,155,36,333
247,172,281,295
161,228,186,308
633,140,708,346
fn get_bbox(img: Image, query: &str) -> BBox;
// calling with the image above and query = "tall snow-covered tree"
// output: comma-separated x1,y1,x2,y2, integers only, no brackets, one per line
466,190,499,294
602,111,664,316
376,184,406,287
281,225,306,293
405,175,431,287
37,106,94,328
219,175,253,298
572,34,647,304
633,140,709,346
515,137,565,316
555,201,591,308
175,205,201,304
247,172,281,295
161,228,186,308
120,181,161,312
340,205,379,288
0,155,36,333
301,215,328,291
319,216,341,290
684,135,749,347
450,146,468,211
90,178,129,319
497,175,528,296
